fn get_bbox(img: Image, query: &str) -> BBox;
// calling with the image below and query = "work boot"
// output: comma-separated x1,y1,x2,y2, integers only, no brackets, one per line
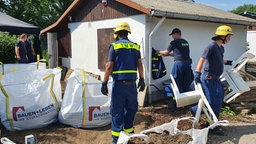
209,126,225,136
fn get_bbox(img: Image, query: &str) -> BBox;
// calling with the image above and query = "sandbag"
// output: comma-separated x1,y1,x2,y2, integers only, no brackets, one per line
58,68,112,128
117,117,228,144
0,68,61,131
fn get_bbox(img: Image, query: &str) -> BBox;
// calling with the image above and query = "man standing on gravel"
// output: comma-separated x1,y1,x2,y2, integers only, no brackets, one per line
15,33,28,63
101,22,145,144
156,28,193,93
191,25,234,135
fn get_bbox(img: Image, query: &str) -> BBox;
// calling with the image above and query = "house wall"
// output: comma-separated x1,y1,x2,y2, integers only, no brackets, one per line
247,31,256,56
68,14,146,78
145,16,248,88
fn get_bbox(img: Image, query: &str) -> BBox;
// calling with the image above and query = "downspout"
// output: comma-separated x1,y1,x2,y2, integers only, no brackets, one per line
148,16,166,104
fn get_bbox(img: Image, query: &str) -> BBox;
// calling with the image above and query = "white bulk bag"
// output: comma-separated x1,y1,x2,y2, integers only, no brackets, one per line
59,69,112,128
0,68,61,131
117,117,228,144
0,62,46,75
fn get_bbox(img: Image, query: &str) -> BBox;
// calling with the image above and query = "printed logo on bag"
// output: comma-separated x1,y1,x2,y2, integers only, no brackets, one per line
12,104,55,121
13,106,25,121
89,106,110,121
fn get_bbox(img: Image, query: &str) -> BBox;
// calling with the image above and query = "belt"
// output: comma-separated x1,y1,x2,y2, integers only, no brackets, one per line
203,72,220,80
114,80,136,85
174,60,191,63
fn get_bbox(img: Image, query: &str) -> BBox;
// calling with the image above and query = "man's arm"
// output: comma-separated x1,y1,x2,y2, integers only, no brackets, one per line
15,46,20,60
103,61,114,82
195,57,206,72
31,45,36,55
138,58,144,79
156,50,173,56
101,61,113,95
194,57,206,83
137,58,145,91
165,53,174,57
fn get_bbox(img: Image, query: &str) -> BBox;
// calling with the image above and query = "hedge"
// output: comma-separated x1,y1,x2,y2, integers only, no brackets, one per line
0,32,19,63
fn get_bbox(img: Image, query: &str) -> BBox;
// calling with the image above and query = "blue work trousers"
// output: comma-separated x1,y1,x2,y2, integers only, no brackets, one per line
111,81,138,143
192,74,224,118
172,61,193,93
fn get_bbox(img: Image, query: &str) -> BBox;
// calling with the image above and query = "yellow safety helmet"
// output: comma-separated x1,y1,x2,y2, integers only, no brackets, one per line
114,22,131,34
113,34,118,39
215,25,233,36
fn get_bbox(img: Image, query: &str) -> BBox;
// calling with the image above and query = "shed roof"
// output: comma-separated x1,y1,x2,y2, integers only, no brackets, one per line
41,0,256,34
121,0,256,25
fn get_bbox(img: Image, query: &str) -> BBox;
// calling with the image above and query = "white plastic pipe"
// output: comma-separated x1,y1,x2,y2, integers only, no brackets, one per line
148,17,166,104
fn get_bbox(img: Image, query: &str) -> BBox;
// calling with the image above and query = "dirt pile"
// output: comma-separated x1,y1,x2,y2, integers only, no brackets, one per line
127,131,192,144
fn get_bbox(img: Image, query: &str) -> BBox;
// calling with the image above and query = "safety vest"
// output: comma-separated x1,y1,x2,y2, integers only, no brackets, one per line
111,42,140,80
152,48,167,79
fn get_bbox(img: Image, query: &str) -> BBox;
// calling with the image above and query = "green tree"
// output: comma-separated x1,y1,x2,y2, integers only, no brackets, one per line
0,32,19,63
0,0,73,29
230,4,256,14
0,1,4,11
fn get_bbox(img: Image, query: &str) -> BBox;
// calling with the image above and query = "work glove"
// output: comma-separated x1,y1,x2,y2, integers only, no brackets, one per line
226,60,233,65
194,71,201,84
101,81,108,96
138,78,145,92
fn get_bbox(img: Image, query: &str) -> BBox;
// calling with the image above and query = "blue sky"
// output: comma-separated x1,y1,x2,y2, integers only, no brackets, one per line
195,0,256,11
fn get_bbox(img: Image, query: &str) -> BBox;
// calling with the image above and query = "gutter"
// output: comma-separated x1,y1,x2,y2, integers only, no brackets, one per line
151,10,256,26
148,17,166,104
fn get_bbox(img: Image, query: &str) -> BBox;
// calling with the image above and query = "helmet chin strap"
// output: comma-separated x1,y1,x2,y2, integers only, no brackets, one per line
221,35,228,44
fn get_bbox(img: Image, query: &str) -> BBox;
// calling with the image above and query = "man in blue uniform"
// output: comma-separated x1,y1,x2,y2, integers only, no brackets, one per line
25,35,36,63
15,33,28,63
157,28,193,93
191,25,233,135
101,22,145,144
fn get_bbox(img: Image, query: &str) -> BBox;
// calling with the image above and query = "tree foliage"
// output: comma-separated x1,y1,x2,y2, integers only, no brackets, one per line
0,32,19,63
0,0,73,29
230,4,256,14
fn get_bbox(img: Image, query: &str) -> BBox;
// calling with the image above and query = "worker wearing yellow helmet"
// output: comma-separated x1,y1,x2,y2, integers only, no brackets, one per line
101,22,144,144
113,21,131,34
191,25,233,135
211,25,233,44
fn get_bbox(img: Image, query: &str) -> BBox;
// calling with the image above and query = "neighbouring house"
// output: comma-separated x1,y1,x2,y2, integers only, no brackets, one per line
240,11,256,56
41,0,256,102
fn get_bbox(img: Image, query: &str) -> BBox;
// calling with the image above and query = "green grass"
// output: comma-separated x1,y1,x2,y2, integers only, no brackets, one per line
221,106,236,116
